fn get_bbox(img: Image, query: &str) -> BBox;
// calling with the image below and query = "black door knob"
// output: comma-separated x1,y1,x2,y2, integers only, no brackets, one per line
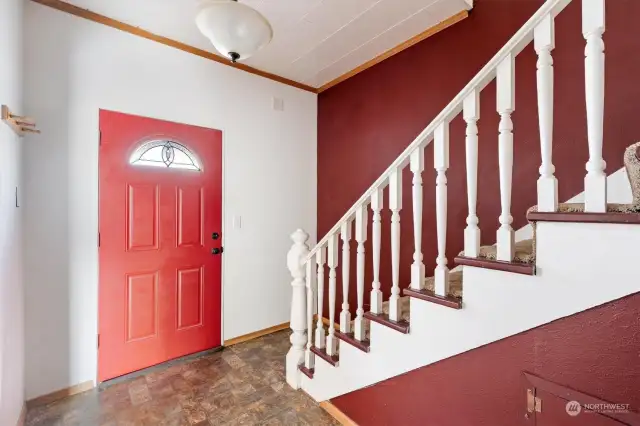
212,247,223,255
212,232,220,240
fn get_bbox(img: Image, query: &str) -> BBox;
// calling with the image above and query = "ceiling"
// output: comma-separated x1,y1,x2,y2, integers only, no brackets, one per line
62,0,472,89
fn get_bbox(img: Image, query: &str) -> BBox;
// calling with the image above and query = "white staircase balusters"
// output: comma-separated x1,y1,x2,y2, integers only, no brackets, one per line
434,123,450,296
496,54,516,262
304,261,315,371
370,189,384,314
340,221,352,333
285,229,310,389
583,0,607,212
315,247,326,349
326,235,339,356
354,205,368,340
388,169,403,320
535,14,558,212
410,148,426,290
463,91,481,258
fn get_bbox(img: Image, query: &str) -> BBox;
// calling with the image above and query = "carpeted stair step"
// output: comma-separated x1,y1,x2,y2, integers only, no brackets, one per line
403,270,463,309
455,239,536,275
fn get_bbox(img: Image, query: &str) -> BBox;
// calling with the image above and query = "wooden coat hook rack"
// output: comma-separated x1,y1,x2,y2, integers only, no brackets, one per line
1,105,40,136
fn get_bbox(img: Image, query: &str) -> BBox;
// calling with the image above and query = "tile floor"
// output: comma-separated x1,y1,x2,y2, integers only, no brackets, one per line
26,330,338,425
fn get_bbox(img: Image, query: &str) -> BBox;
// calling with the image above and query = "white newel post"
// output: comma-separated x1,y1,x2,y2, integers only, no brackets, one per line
463,91,481,257
326,234,339,356
286,229,310,389
434,123,450,296
496,54,516,261
340,221,352,333
389,169,403,320
354,205,368,340
583,0,607,212
410,148,425,291
535,14,558,212
315,247,327,349
370,189,384,314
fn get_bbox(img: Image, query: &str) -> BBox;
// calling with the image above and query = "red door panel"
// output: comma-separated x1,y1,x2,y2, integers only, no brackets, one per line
98,110,222,382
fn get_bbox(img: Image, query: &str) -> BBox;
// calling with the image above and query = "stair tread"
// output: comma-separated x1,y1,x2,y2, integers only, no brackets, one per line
460,238,535,265
310,345,339,366
529,202,640,215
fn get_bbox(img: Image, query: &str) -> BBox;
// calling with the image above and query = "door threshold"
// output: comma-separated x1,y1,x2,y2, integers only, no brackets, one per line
99,346,224,390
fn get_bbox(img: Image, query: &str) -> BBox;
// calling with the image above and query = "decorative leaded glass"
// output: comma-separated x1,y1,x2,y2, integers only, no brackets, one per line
129,140,201,171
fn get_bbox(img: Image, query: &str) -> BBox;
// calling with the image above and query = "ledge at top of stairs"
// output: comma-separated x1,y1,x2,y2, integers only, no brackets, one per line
527,210,640,224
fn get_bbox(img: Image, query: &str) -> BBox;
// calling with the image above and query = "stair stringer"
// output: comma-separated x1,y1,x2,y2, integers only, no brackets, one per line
301,221,640,401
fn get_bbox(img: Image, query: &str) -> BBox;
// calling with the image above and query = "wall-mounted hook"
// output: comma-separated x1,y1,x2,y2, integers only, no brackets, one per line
1,105,40,137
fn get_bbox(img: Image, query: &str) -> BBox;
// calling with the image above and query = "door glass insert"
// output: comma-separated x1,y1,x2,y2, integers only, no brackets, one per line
129,140,202,171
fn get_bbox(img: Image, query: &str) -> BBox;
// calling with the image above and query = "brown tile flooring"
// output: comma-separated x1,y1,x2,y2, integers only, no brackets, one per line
26,331,338,426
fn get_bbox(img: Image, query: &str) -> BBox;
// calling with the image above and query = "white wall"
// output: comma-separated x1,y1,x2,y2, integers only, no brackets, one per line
0,0,25,423
23,2,317,399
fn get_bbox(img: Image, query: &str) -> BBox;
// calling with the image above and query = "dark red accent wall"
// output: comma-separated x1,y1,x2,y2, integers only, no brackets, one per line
317,0,640,311
331,293,640,425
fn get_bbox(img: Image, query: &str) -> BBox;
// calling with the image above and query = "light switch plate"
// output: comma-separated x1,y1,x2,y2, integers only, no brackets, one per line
233,216,242,229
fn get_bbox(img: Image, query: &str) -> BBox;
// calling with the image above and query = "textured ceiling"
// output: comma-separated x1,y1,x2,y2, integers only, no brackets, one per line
62,0,472,88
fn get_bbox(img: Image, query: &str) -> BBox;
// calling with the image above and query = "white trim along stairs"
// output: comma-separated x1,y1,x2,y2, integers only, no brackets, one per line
284,0,640,402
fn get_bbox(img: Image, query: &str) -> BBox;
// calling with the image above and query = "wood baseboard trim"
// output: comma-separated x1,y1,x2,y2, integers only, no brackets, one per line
27,380,94,409
317,9,469,93
320,401,359,426
16,403,26,426
29,0,316,93
223,321,290,346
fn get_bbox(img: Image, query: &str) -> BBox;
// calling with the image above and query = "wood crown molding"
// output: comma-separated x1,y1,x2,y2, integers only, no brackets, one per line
317,10,470,93
320,401,359,426
27,380,95,409
30,0,469,94
223,321,290,346
29,0,316,93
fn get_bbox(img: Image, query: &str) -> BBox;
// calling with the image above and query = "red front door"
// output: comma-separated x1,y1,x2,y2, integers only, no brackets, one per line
98,110,222,381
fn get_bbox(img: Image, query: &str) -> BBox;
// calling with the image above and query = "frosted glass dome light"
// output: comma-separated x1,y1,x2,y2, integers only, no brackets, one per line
196,0,273,63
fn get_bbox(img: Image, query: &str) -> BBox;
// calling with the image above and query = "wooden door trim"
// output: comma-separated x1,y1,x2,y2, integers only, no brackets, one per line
524,372,640,425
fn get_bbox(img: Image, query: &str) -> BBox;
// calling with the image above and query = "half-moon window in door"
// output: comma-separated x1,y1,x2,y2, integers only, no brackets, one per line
129,140,202,171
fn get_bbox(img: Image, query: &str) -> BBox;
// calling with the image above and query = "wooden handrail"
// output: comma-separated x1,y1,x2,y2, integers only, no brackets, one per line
305,0,573,262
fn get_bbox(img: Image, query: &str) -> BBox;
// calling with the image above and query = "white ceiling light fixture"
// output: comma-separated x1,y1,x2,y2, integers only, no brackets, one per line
196,0,273,63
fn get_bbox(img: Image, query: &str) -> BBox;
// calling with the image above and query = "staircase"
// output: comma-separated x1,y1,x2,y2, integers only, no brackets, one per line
284,0,640,403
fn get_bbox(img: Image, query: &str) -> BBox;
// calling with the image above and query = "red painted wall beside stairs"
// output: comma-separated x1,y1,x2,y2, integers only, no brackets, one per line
331,293,640,426
317,0,640,312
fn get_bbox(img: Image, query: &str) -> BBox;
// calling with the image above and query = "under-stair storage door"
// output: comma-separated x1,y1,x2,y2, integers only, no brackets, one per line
99,110,222,382
534,389,627,426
